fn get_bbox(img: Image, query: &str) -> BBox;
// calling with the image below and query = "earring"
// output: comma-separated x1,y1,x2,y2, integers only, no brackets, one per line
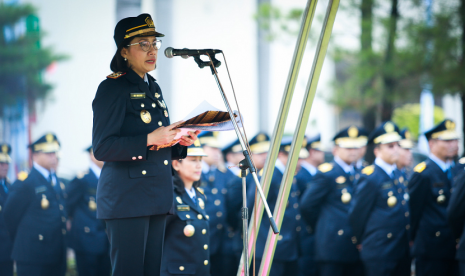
124,57,127,61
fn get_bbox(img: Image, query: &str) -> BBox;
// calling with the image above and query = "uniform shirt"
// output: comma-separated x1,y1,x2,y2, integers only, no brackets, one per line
374,157,397,178
300,162,317,177
33,162,57,186
89,162,101,179
300,160,360,262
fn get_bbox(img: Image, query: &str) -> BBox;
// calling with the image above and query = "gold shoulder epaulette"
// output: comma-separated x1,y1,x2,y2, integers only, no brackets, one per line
196,187,205,195
318,163,333,173
362,165,375,176
414,162,426,173
17,171,29,181
459,157,465,164
107,72,126,79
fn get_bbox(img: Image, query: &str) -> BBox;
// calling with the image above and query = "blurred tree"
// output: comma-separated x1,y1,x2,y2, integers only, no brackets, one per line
392,103,444,140
0,3,66,115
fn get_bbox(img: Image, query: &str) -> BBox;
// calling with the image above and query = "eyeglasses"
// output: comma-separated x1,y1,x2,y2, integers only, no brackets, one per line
127,40,162,52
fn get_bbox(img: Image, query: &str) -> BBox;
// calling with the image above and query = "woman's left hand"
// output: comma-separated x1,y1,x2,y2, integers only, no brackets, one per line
179,130,201,146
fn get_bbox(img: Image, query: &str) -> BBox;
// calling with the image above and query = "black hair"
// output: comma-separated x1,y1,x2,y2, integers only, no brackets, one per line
110,39,131,73
172,166,201,194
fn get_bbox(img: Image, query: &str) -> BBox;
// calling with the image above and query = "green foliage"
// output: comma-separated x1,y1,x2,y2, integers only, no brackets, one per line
0,3,66,115
392,103,445,139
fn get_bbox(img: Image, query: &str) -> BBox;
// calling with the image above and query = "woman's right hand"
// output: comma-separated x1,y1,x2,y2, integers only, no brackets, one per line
147,121,183,146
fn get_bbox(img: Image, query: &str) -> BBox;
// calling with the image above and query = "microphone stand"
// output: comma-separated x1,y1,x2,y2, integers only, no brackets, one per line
192,54,279,276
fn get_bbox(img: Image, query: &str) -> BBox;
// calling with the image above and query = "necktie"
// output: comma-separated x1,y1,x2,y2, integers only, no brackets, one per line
192,195,197,206
50,173,61,196
1,179,8,194
445,167,452,181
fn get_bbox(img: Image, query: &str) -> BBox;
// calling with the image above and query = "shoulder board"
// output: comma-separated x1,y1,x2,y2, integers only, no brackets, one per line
414,162,426,173
77,170,88,179
459,157,465,164
107,72,126,79
361,165,375,176
196,187,205,195
318,163,333,173
259,169,264,177
17,171,29,181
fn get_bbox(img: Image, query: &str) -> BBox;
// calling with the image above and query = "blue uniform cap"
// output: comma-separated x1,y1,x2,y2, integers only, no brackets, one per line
306,134,323,151
249,132,270,154
423,119,459,141
0,143,11,163
198,131,221,149
368,121,402,145
29,133,61,153
280,136,309,159
187,139,207,157
399,128,414,149
333,126,367,148
222,139,242,155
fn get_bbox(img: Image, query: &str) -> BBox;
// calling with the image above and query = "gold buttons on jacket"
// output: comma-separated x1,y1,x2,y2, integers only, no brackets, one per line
206,215,209,219
164,160,168,165
197,214,203,220
296,214,301,220
62,229,66,235
214,199,221,206
216,212,222,217
338,229,344,236
138,156,142,159
179,266,185,271
351,236,357,244
141,103,145,108
387,233,392,238
222,188,227,194
436,231,441,237
296,226,301,232
437,195,446,204
204,244,208,250
132,157,136,160
278,235,283,241
89,197,97,211
59,204,64,211
217,224,223,229
39,234,43,241
152,103,156,108
186,214,191,219
142,170,147,175
406,224,410,230
204,260,208,266
62,216,66,222
84,227,90,233
202,229,207,234
158,121,162,126
293,203,299,209
212,188,218,194
405,212,409,217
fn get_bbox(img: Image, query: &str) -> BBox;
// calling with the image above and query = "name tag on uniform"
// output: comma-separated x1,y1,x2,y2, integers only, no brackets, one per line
177,205,190,211
381,182,393,189
35,186,47,194
130,93,146,99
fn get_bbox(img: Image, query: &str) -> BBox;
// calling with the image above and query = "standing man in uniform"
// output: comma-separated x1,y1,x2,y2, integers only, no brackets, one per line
249,137,306,276
300,126,365,276
409,119,459,276
66,146,110,276
0,143,13,276
397,129,414,180
223,139,242,177
349,122,410,276
354,128,369,173
448,170,465,276
4,133,68,276
198,131,236,276
295,134,324,276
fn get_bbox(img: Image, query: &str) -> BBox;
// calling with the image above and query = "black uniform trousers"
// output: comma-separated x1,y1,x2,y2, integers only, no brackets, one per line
318,261,364,276
460,261,465,276
415,258,458,276
16,260,66,276
75,251,111,276
105,214,166,276
0,261,13,276
252,258,298,276
363,260,410,276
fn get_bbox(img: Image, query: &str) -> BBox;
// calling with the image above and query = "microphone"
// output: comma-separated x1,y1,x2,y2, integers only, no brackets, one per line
164,47,222,59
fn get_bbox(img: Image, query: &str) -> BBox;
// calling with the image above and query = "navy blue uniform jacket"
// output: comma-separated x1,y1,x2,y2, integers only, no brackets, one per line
3,168,67,264
408,158,456,259
161,184,210,276
448,169,465,261
349,165,410,261
294,167,315,259
92,69,187,219
65,169,109,254
0,179,13,263
300,162,360,262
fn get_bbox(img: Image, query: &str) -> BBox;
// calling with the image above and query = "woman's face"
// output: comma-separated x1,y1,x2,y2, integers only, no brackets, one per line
173,156,203,183
121,36,158,77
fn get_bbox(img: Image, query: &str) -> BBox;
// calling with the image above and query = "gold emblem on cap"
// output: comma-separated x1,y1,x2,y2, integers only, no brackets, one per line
198,198,205,209
1,144,7,154
387,195,397,207
405,131,411,140
140,110,151,123
302,139,307,148
46,133,54,142
183,224,195,237
384,122,395,133
176,197,182,204
41,194,49,210
348,126,358,138
164,110,169,117
194,139,201,147
336,176,346,184
89,197,97,211
145,17,155,28
257,134,266,142
445,120,455,130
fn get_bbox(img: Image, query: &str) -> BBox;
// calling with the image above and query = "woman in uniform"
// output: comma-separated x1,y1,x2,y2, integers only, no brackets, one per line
92,14,199,276
161,140,210,276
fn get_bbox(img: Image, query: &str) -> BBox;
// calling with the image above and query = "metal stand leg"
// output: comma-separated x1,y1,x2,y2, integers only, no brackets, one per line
240,168,249,276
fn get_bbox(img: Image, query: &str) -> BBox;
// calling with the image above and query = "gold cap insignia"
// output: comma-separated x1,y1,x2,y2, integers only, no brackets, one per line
384,122,395,133
348,126,358,138
176,197,183,204
405,131,411,140
46,133,54,142
194,139,201,147
1,144,7,154
445,120,455,130
336,176,346,184
213,131,219,138
302,139,308,148
257,134,266,142
145,17,155,28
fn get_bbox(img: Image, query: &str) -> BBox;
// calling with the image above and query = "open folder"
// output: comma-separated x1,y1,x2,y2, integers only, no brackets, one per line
149,101,242,151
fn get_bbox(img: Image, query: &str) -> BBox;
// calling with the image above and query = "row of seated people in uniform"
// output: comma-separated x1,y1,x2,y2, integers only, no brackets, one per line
0,117,465,276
